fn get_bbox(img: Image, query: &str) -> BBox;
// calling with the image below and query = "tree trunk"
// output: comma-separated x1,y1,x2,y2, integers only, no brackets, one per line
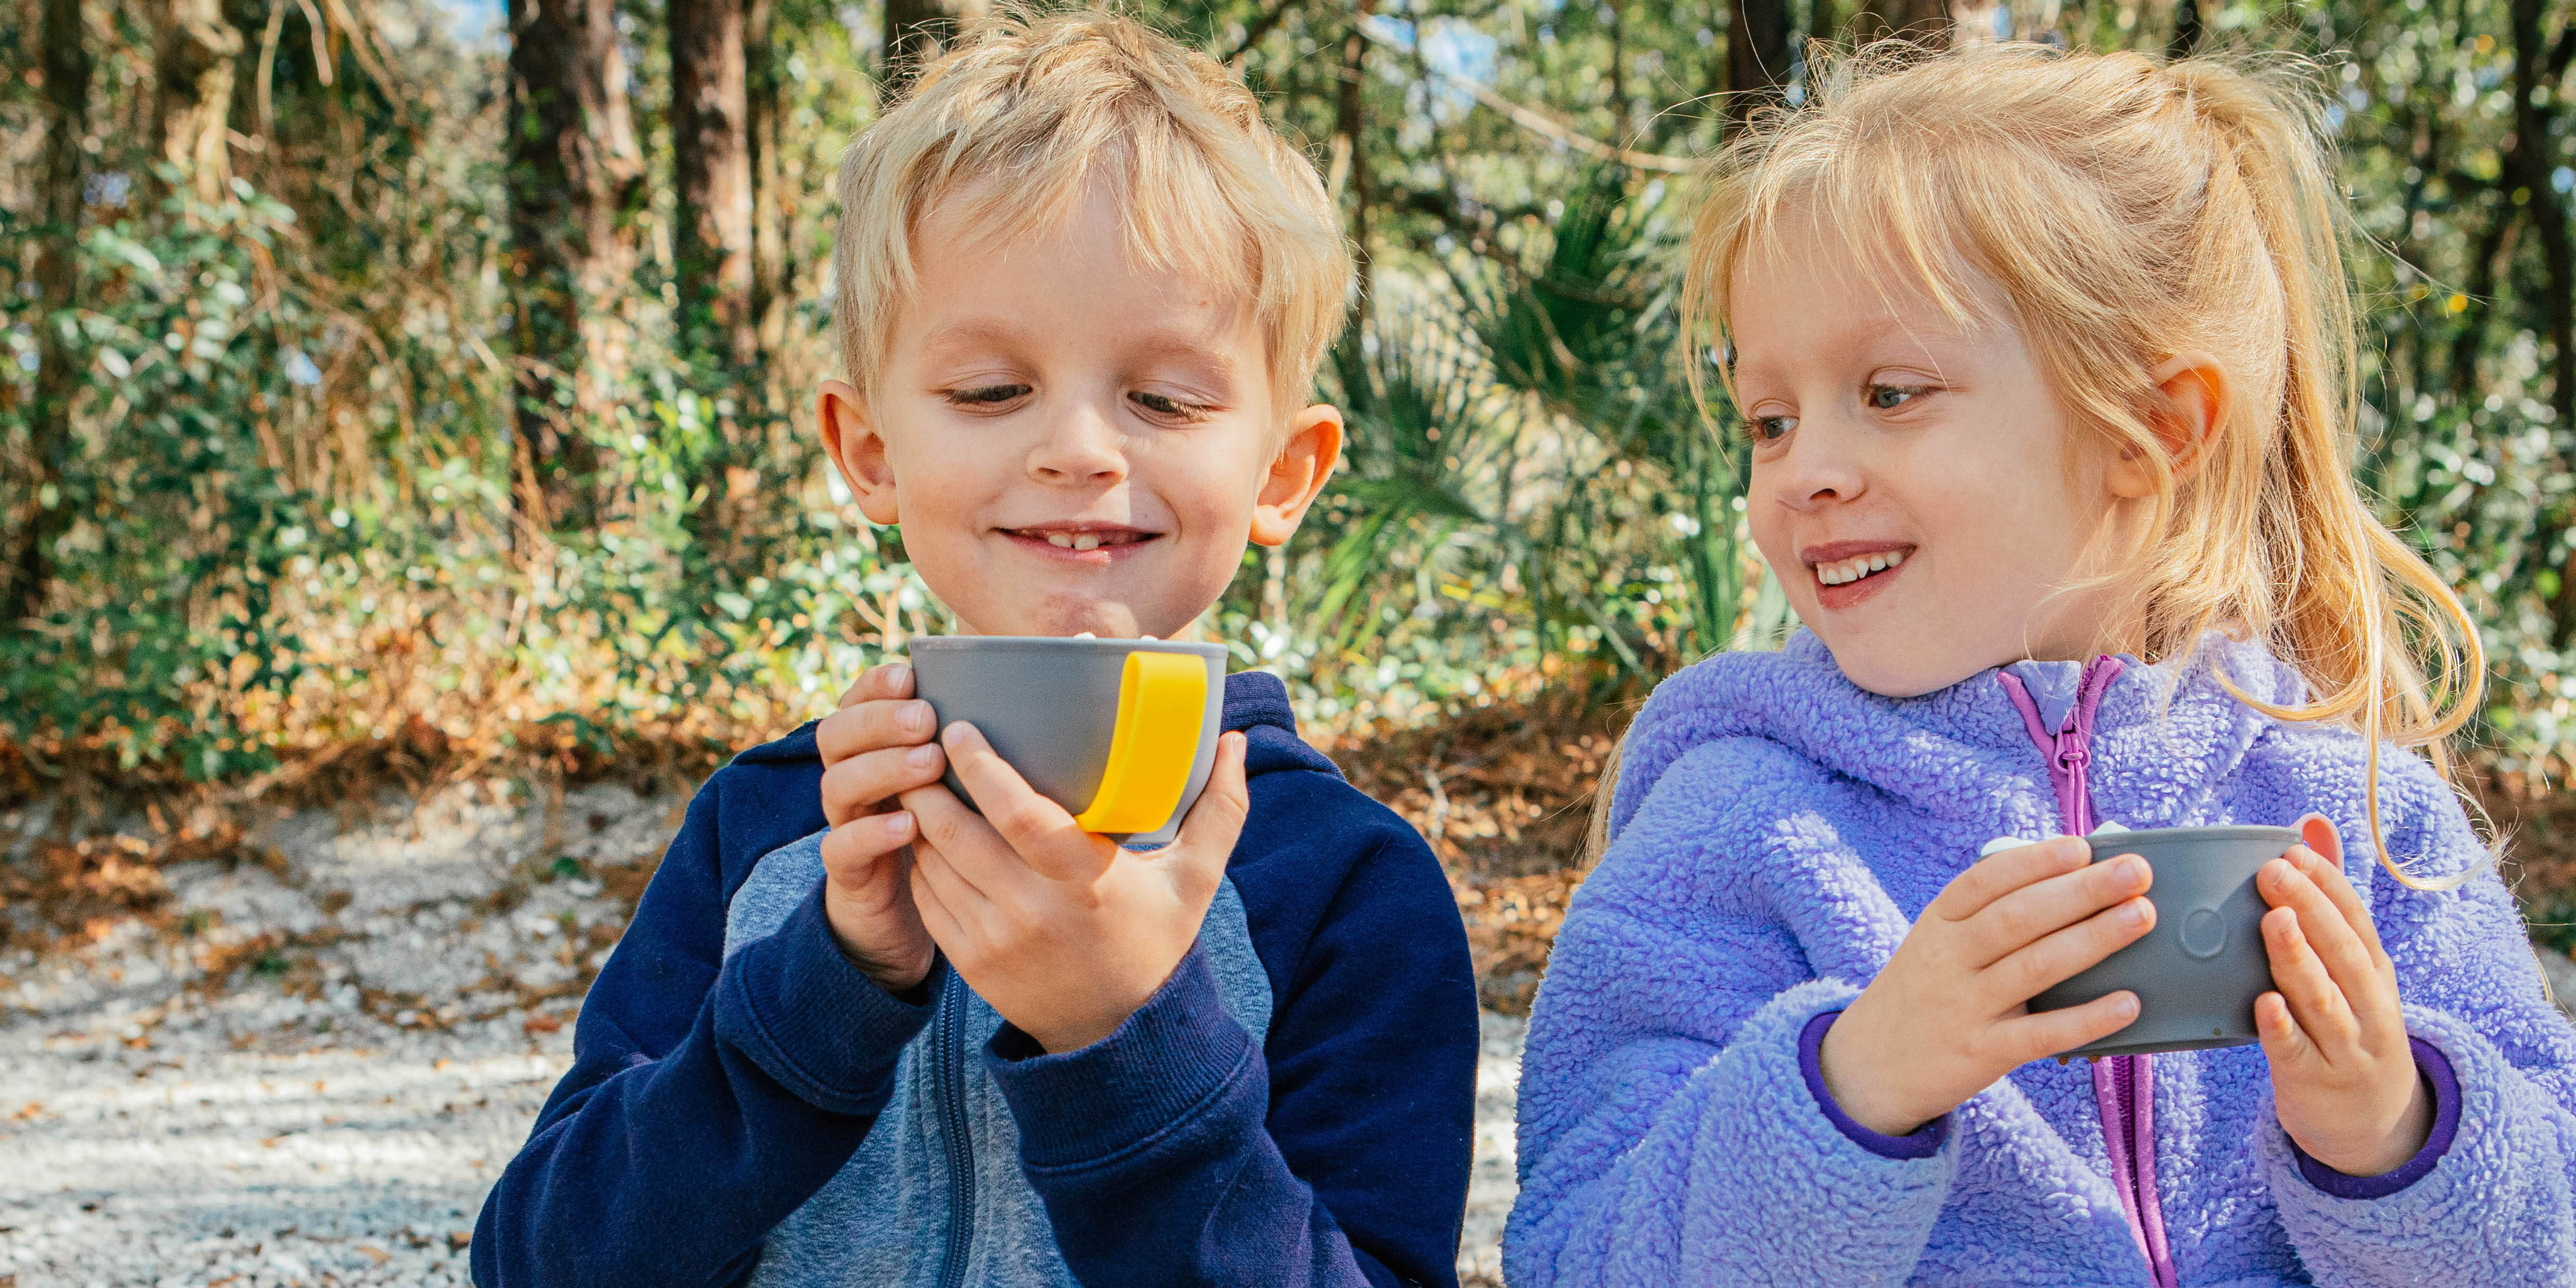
151,0,242,201
2167,0,2203,59
1725,0,1794,135
746,0,782,344
669,0,756,369
1853,0,1951,46
10,0,91,626
883,0,978,105
504,0,638,530
1330,2,1373,330
2506,0,2576,643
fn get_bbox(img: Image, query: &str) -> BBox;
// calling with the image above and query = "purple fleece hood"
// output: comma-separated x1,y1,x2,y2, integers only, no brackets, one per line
1505,630,2576,1287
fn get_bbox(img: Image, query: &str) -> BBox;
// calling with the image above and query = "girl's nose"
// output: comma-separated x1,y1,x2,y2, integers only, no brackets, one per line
1773,428,1865,513
1025,400,1128,485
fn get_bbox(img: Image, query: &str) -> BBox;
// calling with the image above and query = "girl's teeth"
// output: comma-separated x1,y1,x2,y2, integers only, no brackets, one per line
1046,533,1074,548
1072,533,1101,551
1816,549,1907,586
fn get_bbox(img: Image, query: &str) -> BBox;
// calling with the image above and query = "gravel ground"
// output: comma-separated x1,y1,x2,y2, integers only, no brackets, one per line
19,774,2568,1288
1,779,1528,1287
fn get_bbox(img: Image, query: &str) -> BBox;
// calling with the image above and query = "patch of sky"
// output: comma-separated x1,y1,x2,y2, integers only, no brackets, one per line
437,0,505,52
1365,14,1496,122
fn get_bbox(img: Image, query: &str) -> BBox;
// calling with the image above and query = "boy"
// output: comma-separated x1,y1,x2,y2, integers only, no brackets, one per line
470,11,1480,1288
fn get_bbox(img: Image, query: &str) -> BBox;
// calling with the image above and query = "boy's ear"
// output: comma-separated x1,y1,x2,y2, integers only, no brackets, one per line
2106,352,2229,499
817,379,902,527
1248,404,1343,548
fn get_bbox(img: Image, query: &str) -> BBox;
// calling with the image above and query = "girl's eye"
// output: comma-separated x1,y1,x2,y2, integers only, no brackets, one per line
1129,391,1205,419
1869,383,1931,411
946,383,1030,407
1749,414,1797,444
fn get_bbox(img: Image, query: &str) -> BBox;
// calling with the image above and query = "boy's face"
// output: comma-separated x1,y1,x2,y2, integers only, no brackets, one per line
819,183,1342,640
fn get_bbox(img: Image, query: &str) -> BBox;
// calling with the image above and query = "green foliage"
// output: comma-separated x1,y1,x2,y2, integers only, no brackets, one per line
3,0,2576,776
0,177,333,778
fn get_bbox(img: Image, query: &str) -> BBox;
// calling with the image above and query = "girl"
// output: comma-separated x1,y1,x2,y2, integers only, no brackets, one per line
1505,43,2576,1287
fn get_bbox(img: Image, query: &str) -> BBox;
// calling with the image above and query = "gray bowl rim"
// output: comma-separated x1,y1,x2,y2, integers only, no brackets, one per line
2083,824,2303,850
907,636,1230,657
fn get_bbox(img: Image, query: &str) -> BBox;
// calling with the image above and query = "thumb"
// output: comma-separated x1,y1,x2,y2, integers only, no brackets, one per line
1164,731,1250,903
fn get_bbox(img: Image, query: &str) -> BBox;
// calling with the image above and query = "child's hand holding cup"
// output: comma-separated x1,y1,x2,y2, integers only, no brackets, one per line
814,662,951,993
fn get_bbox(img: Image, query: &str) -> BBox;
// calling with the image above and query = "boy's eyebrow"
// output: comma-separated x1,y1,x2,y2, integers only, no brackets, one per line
1123,329,1243,381
917,317,1033,362
917,316,1249,387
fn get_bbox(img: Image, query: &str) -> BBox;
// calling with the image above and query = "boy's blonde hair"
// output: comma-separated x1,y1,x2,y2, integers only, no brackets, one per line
831,8,1352,417
1674,42,2485,888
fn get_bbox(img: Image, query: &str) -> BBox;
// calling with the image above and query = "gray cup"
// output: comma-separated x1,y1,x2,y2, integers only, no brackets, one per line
2026,825,2300,1058
907,636,1228,846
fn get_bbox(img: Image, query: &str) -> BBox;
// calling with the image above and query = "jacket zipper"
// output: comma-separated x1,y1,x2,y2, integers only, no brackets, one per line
1999,657,2178,1288
931,964,974,1288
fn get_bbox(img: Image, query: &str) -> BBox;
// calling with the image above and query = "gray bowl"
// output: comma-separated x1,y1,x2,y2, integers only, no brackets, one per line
2026,825,2300,1058
907,636,1227,846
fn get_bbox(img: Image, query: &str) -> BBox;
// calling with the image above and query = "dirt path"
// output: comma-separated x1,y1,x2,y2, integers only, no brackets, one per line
1,780,1526,1286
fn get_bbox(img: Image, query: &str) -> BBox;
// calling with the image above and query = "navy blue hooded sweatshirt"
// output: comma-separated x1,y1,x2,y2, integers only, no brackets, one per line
471,672,1480,1288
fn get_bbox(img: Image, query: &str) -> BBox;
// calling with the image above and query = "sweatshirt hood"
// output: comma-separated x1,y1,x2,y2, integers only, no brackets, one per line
1609,629,2310,844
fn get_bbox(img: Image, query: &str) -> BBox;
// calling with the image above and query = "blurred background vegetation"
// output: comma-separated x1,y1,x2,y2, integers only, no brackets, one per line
9,0,2576,968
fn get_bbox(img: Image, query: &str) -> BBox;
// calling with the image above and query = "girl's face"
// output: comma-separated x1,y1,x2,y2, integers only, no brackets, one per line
1730,230,2136,697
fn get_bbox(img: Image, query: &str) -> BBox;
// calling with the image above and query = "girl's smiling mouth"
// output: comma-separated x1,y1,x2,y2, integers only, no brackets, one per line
1802,541,1916,609
1001,523,1161,559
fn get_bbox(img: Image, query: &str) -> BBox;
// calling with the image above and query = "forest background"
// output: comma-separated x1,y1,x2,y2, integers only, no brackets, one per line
9,0,2576,1006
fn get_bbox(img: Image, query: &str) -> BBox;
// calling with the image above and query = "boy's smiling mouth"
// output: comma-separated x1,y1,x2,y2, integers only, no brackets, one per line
1002,523,1161,558
1801,540,1916,609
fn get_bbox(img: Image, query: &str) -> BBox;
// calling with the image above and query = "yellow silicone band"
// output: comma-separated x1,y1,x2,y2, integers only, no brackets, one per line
1071,651,1208,835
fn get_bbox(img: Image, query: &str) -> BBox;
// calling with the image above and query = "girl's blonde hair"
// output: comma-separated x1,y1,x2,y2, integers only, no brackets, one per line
1632,42,2486,888
831,8,1351,417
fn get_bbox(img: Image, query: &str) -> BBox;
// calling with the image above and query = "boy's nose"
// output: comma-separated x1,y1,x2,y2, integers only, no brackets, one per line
1026,401,1128,484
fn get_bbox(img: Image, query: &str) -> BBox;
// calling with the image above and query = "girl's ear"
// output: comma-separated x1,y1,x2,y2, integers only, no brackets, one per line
2295,812,2345,868
818,379,902,526
2106,352,2229,499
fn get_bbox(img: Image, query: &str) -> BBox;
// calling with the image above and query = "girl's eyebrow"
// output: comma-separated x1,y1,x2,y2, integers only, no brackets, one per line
1738,310,1968,383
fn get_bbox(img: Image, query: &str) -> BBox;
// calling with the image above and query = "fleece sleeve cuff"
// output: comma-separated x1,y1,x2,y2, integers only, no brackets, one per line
983,942,1261,1171
1798,1010,1950,1159
712,876,934,1116
2290,1036,2461,1199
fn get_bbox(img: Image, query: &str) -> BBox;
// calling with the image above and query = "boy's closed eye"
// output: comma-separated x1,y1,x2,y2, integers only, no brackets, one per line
1127,389,1217,422
945,383,1033,409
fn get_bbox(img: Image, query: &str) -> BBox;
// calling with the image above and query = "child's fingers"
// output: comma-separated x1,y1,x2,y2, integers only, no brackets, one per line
816,696,938,765
936,723,1111,885
2260,859,2393,1039
2255,991,2315,1064
1962,853,2151,969
898,779,1015,898
1983,894,2156,1007
2286,843,2393,966
820,743,947,826
909,838,998,938
1929,837,2092,923
908,850,968,953
2261,903,2359,1051
837,660,914,710
1163,733,1249,903
1995,989,2140,1063
820,809,915,881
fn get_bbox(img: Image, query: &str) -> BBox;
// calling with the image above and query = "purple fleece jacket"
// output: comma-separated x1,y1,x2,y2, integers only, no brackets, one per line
1505,632,2576,1287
